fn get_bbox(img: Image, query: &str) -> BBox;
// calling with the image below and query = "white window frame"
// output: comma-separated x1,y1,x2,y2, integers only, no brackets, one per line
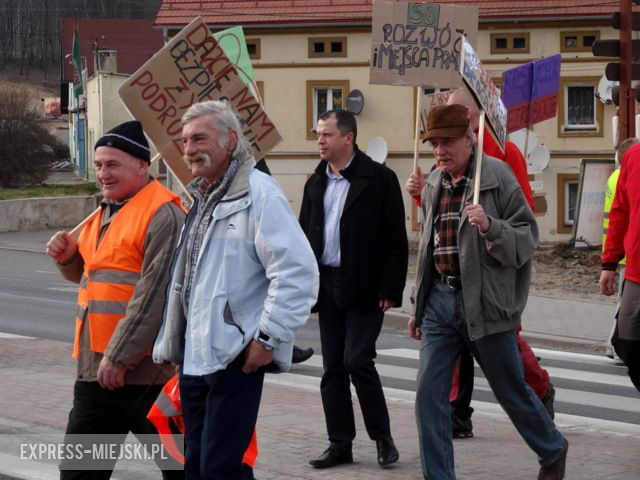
564,180,579,226
306,80,349,139
564,84,597,131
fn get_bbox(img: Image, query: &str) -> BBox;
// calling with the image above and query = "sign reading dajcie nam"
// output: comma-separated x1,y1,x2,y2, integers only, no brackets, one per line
459,37,506,150
119,17,282,185
370,1,478,88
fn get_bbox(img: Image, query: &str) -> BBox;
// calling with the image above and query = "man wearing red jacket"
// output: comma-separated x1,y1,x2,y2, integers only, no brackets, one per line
406,88,553,438
600,141,640,392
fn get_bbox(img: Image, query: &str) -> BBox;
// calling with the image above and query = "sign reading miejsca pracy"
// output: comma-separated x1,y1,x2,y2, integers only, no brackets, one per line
118,17,282,186
459,37,507,150
369,1,478,88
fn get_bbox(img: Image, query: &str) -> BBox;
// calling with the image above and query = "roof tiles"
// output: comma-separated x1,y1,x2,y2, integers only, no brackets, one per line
155,0,625,27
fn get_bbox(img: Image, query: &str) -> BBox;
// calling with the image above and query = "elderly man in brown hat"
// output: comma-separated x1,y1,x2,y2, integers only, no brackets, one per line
408,104,568,480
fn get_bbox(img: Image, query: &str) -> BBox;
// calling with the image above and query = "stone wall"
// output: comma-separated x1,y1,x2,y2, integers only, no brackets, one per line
0,196,98,232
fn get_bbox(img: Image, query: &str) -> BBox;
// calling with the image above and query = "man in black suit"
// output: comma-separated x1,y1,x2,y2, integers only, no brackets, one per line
300,109,408,469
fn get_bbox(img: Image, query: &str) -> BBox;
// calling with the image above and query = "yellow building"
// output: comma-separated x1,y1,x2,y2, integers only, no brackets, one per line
154,0,629,242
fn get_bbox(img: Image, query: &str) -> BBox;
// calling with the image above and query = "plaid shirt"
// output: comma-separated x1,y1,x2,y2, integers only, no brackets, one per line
433,158,474,277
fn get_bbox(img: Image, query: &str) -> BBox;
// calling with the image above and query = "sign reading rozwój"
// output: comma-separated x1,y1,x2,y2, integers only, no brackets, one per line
370,1,478,88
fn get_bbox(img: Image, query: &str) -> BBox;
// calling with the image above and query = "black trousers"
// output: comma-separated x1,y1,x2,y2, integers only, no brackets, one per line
179,354,264,480
61,381,183,480
317,268,391,450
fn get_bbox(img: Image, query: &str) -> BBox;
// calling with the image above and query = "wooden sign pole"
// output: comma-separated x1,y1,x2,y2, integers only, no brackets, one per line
472,110,486,205
413,86,423,173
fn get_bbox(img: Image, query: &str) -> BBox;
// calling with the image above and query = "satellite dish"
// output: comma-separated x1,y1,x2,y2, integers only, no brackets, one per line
527,145,550,175
346,89,365,115
508,128,539,157
366,137,388,164
597,75,618,104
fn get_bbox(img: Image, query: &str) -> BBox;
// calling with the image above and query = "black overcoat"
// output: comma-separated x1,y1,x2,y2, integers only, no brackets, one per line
299,148,408,311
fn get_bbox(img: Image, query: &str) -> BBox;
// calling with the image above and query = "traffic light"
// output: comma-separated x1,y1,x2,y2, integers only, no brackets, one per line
592,2,640,142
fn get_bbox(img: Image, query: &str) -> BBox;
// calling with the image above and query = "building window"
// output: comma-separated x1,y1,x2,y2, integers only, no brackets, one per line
490,33,530,54
306,80,349,139
560,31,599,52
557,174,579,233
246,39,261,59
558,77,603,137
308,37,347,58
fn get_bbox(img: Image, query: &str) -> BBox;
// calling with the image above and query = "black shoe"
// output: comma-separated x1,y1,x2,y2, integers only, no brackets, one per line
309,447,353,469
292,345,314,364
452,415,473,439
376,436,399,467
542,383,556,419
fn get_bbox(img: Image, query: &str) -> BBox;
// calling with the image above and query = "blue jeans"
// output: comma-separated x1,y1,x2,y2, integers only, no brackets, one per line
415,281,566,480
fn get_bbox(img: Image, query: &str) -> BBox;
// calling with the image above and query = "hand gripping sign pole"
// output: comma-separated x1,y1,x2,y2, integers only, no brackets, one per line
473,111,486,205
458,37,507,205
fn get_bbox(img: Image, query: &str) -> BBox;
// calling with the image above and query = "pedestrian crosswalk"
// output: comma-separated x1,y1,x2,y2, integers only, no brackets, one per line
269,347,640,437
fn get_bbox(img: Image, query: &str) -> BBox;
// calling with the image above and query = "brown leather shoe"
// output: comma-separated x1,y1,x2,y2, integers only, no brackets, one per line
538,440,568,480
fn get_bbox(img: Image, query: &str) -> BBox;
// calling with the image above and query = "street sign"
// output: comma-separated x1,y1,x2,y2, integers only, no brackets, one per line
604,62,640,81
592,38,640,58
612,11,640,30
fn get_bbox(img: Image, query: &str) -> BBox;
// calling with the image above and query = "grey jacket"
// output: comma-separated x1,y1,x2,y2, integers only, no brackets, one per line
412,153,538,341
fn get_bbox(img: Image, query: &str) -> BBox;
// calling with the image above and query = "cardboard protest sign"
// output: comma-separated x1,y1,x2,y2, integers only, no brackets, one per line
419,89,453,138
459,37,506,150
370,1,478,88
119,17,281,185
502,54,561,133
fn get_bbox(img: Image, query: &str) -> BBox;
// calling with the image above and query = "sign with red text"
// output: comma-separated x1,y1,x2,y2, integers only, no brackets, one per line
370,1,478,88
459,37,506,149
118,17,281,185
502,55,561,133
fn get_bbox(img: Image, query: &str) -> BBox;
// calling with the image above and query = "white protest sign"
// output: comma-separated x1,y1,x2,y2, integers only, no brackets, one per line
119,17,282,186
370,1,478,88
459,37,506,150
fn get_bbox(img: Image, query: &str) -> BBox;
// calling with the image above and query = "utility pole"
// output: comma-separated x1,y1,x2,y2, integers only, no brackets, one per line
619,0,634,143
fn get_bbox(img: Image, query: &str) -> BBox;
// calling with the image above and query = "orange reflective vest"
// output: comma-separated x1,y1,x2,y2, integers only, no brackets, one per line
147,374,259,467
73,180,181,358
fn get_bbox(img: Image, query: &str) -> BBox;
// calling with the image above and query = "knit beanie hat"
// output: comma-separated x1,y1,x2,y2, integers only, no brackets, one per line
95,121,151,163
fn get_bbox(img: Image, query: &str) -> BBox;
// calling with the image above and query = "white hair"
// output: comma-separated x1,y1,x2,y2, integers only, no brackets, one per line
181,100,253,159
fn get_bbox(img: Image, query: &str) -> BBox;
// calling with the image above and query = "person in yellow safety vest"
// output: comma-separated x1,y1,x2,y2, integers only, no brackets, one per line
46,121,186,479
602,137,639,360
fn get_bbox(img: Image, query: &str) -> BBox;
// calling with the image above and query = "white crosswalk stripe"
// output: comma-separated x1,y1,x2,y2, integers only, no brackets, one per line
269,346,640,437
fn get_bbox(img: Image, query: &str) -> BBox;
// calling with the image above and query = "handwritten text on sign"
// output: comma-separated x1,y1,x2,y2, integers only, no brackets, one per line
369,1,478,88
459,37,506,149
502,55,561,133
119,17,281,185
